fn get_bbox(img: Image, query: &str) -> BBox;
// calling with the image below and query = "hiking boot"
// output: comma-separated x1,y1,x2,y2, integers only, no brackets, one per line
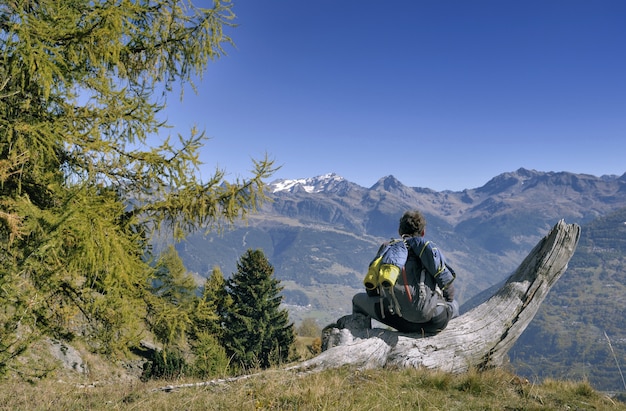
337,313,371,330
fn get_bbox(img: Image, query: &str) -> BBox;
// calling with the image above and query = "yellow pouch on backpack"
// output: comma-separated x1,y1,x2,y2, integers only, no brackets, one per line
379,263,401,288
363,256,382,290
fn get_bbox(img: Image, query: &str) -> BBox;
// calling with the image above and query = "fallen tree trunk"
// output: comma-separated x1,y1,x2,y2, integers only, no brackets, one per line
293,219,580,374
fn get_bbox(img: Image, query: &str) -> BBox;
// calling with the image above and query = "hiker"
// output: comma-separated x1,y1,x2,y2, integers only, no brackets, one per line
352,210,459,334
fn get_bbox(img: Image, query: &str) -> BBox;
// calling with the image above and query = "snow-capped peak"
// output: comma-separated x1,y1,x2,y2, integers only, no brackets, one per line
270,173,345,193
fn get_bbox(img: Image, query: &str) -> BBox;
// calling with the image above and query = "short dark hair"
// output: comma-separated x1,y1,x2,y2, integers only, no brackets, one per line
398,210,426,237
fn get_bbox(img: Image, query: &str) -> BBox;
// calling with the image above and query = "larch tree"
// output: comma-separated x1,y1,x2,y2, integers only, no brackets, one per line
223,249,295,370
0,0,276,374
188,266,231,377
193,266,231,343
147,245,198,350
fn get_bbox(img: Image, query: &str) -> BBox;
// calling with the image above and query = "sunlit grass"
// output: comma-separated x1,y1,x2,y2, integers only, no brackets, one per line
2,366,625,411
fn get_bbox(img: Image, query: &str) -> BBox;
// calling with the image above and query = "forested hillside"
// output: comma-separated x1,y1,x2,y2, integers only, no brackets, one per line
512,207,626,391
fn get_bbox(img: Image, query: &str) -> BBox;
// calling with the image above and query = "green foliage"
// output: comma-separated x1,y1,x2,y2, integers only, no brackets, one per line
222,249,296,370
190,331,230,379
183,265,233,379
0,0,277,374
141,347,188,381
146,245,198,349
191,266,231,342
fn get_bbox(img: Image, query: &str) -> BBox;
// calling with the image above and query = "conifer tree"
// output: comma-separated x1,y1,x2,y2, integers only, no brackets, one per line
222,249,295,370
0,0,276,373
147,245,197,349
189,266,231,377
192,266,231,342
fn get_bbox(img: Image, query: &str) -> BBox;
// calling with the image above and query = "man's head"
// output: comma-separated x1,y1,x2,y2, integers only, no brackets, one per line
398,210,426,237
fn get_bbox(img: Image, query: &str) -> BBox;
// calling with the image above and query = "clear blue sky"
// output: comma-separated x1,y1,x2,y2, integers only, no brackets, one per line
161,0,626,192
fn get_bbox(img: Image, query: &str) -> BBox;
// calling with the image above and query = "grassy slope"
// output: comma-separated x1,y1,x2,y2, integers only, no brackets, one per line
4,336,625,410
2,366,625,410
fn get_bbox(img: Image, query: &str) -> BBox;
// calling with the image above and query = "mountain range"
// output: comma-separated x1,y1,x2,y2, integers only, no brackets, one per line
170,168,626,391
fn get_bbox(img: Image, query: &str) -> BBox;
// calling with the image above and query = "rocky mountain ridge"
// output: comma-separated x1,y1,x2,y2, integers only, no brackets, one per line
175,168,626,319
269,168,626,226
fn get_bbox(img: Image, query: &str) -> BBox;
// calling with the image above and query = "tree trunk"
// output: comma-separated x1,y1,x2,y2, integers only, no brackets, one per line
293,220,580,374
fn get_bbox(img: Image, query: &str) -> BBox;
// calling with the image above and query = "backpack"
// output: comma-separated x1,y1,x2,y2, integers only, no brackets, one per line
363,239,408,292
363,238,447,321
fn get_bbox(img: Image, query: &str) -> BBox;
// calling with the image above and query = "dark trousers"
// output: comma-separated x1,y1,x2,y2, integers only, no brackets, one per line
352,292,454,335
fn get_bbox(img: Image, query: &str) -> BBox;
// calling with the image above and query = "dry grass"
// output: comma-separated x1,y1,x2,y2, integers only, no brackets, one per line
2,365,625,411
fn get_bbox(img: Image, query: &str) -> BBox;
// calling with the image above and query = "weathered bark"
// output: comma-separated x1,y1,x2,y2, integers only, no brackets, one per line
292,219,580,374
